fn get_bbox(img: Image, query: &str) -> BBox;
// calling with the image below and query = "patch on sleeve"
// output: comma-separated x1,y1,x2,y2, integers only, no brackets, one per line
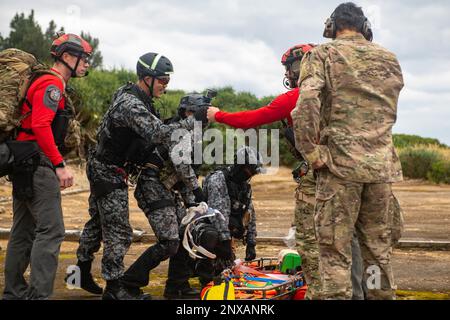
299,51,314,84
43,85,62,112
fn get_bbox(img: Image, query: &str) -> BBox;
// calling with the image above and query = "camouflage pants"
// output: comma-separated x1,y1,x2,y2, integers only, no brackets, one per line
295,177,321,299
76,193,102,263
295,169,392,300
120,173,182,288
78,188,132,281
315,169,395,300
294,170,322,300
77,157,132,281
134,174,180,241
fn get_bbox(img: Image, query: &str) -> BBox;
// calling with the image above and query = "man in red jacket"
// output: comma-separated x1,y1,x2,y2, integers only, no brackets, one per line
2,33,92,300
207,44,313,129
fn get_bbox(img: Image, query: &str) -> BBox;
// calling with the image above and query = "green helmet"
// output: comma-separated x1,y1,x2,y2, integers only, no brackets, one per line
136,52,173,79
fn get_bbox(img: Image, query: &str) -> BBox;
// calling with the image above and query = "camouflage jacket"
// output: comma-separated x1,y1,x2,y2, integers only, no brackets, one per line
91,84,195,184
291,33,404,183
157,123,200,192
203,168,257,244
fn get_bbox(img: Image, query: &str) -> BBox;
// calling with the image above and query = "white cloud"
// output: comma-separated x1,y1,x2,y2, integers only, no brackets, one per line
1,0,449,144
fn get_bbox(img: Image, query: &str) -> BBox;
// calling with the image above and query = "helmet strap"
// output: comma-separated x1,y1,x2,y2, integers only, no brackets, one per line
57,53,86,78
144,77,155,99
72,54,83,78
57,56,76,77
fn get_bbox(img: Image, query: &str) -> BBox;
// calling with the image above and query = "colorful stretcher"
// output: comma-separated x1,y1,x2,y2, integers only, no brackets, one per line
201,256,308,300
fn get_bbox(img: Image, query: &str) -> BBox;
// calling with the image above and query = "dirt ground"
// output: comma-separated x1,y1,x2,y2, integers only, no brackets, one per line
0,240,448,300
0,165,449,299
1,166,449,240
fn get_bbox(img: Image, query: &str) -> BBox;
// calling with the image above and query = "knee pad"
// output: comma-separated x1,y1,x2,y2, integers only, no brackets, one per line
147,199,175,213
159,239,179,258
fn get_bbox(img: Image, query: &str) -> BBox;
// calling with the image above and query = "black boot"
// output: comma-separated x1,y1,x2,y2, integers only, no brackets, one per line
77,260,103,295
164,283,201,300
125,285,152,300
102,280,150,300
65,260,103,295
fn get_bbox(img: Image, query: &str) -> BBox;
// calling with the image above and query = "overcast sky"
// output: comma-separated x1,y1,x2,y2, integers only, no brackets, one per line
1,0,450,144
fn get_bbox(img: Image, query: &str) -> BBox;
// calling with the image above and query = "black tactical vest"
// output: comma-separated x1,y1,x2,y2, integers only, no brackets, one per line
222,168,252,239
95,83,160,167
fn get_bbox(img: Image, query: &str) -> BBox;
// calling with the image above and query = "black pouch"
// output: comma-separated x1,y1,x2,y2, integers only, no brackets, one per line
51,108,72,147
0,143,14,177
6,141,41,200
91,179,126,198
228,215,245,239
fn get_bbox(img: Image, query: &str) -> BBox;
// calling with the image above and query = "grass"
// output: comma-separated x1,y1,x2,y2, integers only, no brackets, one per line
396,290,450,300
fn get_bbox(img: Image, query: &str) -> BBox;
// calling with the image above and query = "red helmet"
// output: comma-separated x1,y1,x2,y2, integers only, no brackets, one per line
281,44,315,89
281,44,315,67
50,33,92,58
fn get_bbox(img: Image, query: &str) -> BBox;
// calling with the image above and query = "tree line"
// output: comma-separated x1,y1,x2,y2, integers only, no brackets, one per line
2,10,449,183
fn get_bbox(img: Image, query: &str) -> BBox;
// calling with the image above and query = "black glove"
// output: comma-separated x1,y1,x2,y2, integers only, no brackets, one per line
193,187,205,203
245,243,256,261
292,161,309,182
215,240,233,260
193,105,209,126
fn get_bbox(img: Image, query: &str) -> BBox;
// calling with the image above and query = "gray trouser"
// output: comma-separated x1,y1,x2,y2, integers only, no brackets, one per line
3,166,65,300
351,233,368,300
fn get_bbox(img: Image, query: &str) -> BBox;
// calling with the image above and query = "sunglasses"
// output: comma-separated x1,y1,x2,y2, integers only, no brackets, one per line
80,55,91,64
69,52,91,64
156,76,170,85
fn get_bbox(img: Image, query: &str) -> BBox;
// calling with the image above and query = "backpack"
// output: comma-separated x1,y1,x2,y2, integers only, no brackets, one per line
0,48,53,142
0,48,82,156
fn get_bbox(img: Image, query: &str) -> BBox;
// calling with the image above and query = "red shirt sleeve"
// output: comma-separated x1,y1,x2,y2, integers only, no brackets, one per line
29,77,65,165
215,88,299,129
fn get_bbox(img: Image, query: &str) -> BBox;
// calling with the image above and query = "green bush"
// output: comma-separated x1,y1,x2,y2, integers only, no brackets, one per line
393,134,447,148
66,70,450,183
428,160,450,184
398,147,443,179
70,68,137,125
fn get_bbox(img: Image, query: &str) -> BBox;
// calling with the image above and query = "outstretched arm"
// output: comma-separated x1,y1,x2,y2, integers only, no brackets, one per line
208,89,299,129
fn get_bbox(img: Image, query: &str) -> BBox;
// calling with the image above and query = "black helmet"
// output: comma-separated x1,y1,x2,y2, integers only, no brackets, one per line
178,93,211,119
136,52,174,79
235,146,264,172
229,146,264,183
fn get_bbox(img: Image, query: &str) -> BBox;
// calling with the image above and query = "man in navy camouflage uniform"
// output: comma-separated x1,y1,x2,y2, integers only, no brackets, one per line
192,146,261,285
118,92,210,297
157,92,218,298
74,52,208,300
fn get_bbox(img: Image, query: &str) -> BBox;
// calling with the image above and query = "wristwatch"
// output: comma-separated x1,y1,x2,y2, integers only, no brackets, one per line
54,161,66,169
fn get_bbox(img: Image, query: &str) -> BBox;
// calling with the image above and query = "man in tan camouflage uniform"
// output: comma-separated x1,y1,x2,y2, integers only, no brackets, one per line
291,2,404,299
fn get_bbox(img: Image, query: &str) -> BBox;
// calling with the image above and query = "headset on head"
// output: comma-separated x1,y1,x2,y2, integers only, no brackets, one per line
323,11,373,42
